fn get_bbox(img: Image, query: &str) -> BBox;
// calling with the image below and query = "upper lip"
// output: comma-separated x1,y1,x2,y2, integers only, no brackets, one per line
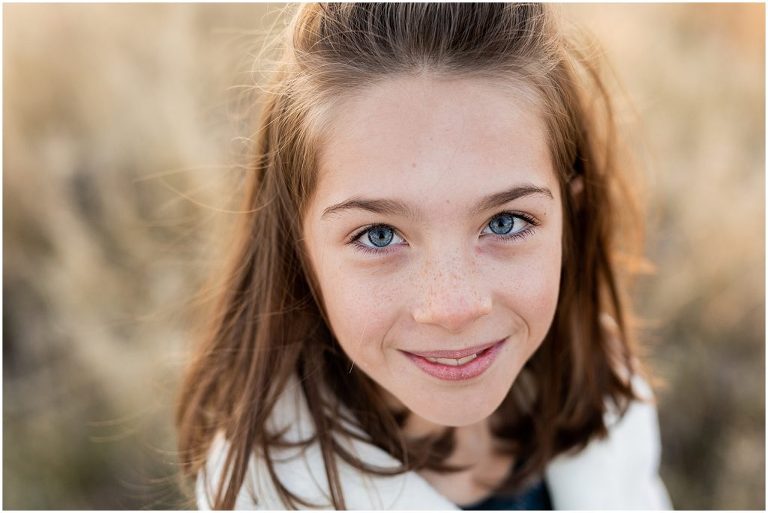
404,339,504,359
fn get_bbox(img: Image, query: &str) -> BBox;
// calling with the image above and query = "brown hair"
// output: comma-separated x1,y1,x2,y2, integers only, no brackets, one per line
176,3,648,509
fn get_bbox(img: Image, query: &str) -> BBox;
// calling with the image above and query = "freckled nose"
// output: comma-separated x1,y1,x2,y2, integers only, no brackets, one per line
411,260,492,333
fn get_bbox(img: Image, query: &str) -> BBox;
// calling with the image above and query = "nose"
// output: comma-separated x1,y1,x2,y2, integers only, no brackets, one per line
411,255,492,333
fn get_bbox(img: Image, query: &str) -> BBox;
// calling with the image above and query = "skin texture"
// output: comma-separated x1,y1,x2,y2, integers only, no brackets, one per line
303,75,563,431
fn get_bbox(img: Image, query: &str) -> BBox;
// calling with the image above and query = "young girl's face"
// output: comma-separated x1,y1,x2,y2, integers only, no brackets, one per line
303,76,563,427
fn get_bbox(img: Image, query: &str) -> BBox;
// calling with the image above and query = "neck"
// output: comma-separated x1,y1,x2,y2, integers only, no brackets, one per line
402,411,496,467
379,387,500,466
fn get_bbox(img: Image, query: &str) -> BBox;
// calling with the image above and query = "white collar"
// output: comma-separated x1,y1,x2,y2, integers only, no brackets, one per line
198,375,671,510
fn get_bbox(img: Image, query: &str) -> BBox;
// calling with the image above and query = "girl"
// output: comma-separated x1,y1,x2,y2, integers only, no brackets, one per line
177,3,672,510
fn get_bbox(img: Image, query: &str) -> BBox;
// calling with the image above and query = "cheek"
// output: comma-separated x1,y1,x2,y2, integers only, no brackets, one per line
515,259,560,331
493,239,562,341
315,260,402,368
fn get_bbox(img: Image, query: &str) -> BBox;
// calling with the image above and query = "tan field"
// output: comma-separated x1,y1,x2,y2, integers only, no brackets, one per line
4,4,764,509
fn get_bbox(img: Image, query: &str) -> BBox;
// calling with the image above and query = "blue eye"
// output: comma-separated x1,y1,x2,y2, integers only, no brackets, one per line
351,224,406,253
367,226,394,247
482,212,535,238
489,213,515,234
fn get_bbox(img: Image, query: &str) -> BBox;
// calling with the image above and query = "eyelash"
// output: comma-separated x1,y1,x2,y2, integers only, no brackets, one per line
346,211,539,255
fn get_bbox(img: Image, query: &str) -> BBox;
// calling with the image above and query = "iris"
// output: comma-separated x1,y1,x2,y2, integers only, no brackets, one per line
489,213,515,235
368,226,394,247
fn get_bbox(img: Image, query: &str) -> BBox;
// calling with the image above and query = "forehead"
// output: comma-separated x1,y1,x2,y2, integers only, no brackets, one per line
315,75,557,211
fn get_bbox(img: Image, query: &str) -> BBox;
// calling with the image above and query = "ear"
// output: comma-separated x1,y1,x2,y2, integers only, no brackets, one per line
567,175,584,211
568,175,584,197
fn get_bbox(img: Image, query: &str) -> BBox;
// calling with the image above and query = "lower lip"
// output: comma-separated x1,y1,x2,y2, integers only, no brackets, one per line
403,340,506,382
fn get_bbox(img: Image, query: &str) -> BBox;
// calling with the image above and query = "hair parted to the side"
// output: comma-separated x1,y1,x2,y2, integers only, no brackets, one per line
176,3,649,509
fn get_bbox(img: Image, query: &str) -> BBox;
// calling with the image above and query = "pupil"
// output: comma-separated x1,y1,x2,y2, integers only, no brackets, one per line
368,226,394,247
490,214,514,235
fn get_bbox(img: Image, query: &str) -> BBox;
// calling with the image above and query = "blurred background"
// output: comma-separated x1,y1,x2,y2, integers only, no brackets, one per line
4,3,764,509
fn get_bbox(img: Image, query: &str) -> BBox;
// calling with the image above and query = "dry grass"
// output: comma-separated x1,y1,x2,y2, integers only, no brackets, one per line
4,4,764,509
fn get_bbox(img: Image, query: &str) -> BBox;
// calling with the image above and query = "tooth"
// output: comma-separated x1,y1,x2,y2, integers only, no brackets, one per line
424,353,478,366
457,354,478,365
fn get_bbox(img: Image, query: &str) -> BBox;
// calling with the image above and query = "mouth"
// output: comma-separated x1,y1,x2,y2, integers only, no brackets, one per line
401,338,506,381
407,340,499,360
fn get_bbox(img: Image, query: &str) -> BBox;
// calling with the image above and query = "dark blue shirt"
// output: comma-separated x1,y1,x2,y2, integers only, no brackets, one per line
458,480,552,510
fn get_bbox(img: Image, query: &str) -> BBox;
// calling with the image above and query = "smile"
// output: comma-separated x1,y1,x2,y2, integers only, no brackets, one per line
402,339,506,381
423,354,479,366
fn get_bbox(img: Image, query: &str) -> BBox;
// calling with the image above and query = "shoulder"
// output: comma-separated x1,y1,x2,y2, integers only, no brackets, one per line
195,379,457,510
197,375,671,510
545,375,673,509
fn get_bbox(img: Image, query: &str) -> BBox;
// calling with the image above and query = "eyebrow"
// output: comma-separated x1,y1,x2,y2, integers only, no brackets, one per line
320,184,553,220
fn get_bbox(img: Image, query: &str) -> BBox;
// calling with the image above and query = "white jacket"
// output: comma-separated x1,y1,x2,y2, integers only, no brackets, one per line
197,376,672,510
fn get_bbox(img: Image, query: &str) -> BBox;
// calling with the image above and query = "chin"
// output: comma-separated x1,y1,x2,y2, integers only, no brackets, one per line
406,390,508,427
